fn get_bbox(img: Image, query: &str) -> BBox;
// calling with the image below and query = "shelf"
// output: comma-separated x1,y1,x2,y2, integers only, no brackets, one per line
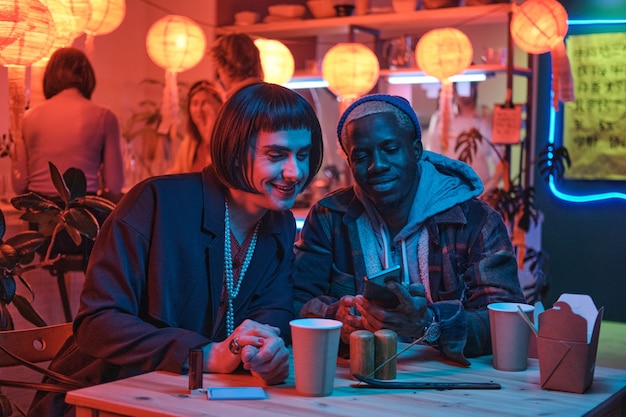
216,4,513,39
285,64,532,89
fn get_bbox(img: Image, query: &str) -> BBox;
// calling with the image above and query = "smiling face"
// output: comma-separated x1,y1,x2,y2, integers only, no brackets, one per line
189,89,222,135
242,129,312,212
345,112,421,217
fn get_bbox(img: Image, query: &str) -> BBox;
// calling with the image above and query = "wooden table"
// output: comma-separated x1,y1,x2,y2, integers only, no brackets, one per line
66,344,626,417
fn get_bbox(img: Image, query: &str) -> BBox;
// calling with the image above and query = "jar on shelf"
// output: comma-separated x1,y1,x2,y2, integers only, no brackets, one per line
422,0,459,8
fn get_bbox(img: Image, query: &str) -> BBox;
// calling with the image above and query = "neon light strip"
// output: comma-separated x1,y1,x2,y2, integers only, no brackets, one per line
387,73,487,85
547,18,626,202
284,79,329,89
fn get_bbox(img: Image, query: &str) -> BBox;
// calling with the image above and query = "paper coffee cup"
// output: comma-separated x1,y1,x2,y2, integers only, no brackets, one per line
488,302,534,371
290,318,342,396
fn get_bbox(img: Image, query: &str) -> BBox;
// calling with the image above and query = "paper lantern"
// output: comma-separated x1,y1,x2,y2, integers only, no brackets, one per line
1,0,56,155
146,15,206,143
84,0,125,55
510,0,573,109
0,0,29,50
510,0,568,54
0,0,56,67
254,38,294,85
41,0,75,50
146,14,206,73
322,42,379,102
416,28,472,152
415,28,473,81
85,0,124,36
60,0,92,41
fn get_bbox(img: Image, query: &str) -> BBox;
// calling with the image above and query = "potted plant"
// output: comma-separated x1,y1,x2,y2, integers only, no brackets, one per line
456,135,571,304
0,162,115,330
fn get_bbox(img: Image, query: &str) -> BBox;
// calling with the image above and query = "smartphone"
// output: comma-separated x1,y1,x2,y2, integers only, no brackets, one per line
362,265,402,308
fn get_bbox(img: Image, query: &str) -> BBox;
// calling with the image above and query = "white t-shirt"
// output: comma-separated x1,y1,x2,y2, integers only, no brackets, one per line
424,110,501,192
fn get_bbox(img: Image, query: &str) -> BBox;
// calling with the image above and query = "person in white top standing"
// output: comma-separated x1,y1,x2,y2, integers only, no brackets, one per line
11,47,124,203
423,82,502,193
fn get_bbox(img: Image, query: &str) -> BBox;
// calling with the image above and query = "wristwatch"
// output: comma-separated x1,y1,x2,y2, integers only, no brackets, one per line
421,310,441,345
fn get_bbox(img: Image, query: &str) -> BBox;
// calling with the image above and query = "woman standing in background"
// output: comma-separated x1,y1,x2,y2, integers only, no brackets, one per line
210,33,264,99
11,47,124,203
167,80,224,174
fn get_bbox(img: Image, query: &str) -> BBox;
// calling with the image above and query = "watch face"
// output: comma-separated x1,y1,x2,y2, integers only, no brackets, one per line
423,321,440,344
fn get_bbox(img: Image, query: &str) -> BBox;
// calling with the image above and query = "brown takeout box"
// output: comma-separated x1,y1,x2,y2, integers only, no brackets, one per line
537,294,604,394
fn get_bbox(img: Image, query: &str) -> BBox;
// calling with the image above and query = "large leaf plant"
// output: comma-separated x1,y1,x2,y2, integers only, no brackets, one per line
0,162,115,330
456,134,571,304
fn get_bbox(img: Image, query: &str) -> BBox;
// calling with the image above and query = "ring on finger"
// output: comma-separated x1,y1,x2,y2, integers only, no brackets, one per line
229,337,242,355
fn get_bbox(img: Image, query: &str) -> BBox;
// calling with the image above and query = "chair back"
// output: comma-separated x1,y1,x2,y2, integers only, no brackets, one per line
0,323,72,367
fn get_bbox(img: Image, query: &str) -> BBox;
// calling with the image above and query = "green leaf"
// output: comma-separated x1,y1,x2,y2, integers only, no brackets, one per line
20,210,60,237
0,244,18,269
11,192,61,212
4,231,47,259
16,272,35,299
49,162,71,203
65,207,99,240
0,210,5,241
0,303,14,331
0,275,16,305
64,225,83,246
0,392,14,417
63,167,87,201
73,195,116,213
13,294,47,327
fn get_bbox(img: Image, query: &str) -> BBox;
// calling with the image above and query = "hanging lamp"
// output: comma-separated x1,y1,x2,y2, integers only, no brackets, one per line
322,42,379,112
84,0,125,56
416,27,473,152
146,14,206,141
0,0,29,50
60,0,92,42
510,0,573,109
0,0,56,155
254,38,294,86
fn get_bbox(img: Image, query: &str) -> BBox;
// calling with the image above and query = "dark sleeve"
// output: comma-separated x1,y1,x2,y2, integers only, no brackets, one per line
432,203,525,365
73,184,210,375
293,204,342,319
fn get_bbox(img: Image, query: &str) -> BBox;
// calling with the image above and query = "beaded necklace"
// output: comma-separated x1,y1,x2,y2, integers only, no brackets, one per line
224,198,260,335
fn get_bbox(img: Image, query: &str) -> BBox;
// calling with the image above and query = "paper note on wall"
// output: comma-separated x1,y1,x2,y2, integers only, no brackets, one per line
492,105,523,145
564,32,626,180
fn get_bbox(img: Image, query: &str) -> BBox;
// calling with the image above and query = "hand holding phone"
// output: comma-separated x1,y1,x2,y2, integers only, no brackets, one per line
362,265,402,309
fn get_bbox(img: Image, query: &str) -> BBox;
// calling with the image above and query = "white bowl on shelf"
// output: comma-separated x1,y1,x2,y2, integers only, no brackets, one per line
392,0,417,13
268,4,307,19
307,0,335,19
234,11,259,26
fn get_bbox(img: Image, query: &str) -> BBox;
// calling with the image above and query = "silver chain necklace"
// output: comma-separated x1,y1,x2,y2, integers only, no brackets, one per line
224,198,260,336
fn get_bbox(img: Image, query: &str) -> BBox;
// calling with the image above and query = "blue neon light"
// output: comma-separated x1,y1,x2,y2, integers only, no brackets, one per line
546,18,626,202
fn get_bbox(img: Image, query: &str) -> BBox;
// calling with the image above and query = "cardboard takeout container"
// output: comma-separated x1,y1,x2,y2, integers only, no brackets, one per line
537,294,604,394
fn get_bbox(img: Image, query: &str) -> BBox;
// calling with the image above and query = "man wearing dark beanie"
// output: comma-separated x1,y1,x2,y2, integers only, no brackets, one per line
293,94,524,366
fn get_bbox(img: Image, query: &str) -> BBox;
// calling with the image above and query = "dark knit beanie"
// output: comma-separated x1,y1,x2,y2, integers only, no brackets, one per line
336,94,422,155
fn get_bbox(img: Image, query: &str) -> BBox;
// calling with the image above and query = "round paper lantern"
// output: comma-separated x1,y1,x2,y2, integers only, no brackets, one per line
41,0,75,50
321,42,379,100
0,0,56,66
510,0,568,54
1,0,29,50
85,0,125,37
146,14,206,73
254,38,294,85
59,0,92,42
416,28,473,81
146,15,207,146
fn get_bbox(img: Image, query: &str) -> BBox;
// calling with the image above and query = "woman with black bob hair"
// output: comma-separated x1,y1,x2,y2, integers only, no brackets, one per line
28,82,324,417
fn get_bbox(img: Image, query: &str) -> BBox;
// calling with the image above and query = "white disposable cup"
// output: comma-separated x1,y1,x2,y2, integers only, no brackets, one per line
488,302,534,371
290,318,342,396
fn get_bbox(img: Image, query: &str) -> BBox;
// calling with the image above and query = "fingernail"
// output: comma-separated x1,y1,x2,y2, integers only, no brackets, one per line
257,337,265,345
